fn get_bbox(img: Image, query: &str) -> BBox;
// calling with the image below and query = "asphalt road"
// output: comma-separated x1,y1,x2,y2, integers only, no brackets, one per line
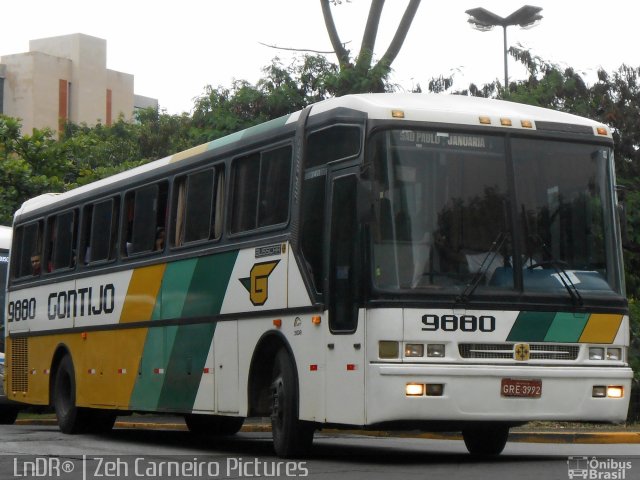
0,421,638,480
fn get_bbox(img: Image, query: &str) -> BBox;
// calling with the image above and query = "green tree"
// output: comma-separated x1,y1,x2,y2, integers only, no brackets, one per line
320,0,421,95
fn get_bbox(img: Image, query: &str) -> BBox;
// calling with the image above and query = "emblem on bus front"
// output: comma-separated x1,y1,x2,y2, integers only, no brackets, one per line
239,260,280,306
514,343,531,361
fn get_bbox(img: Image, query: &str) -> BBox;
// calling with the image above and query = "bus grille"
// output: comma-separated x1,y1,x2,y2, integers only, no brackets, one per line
459,343,580,361
10,337,28,393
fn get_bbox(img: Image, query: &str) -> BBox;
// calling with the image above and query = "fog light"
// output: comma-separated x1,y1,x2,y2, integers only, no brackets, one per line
425,384,444,396
427,344,445,357
379,341,399,359
405,344,424,357
406,383,424,396
606,348,622,361
607,386,624,399
589,347,605,360
592,386,607,397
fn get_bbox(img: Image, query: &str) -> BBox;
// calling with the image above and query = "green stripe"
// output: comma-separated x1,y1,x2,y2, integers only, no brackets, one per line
152,259,199,320
181,252,238,318
544,312,590,342
506,311,556,342
206,115,290,151
157,323,216,411
130,250,239,411
129,326,178,410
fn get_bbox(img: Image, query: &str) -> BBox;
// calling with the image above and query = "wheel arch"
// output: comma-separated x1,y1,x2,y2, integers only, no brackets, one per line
247,331,298,417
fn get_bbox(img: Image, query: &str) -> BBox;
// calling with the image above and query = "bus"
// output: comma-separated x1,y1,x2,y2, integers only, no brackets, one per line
4,93,632,457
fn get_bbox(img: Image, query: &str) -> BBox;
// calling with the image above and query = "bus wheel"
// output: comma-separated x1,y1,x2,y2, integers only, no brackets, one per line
53,355,84,434
0,408,19,425
462,424,509,456
184,414,244,436
270,348,315,458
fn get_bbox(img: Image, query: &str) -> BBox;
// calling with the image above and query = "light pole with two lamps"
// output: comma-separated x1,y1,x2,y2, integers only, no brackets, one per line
465,5,543,95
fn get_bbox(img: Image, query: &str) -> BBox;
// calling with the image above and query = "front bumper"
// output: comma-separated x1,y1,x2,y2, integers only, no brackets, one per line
366,363,633,425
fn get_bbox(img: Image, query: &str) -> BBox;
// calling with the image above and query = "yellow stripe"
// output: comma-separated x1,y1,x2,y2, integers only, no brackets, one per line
120,264,166,323
170,144,208,163
578,314,623,344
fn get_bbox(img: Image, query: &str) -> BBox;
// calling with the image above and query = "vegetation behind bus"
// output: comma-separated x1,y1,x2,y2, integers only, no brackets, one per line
1,49,640,380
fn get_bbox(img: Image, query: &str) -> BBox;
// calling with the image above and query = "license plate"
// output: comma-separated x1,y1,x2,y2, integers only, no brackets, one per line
501,378,542,398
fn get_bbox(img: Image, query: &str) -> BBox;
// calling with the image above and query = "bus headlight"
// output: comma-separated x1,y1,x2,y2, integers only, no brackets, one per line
593,386,624,398
406,383,424,396
427,344,445,357
606,348,622,361
405,344,424,357
606,386,624,398
589,347,605,360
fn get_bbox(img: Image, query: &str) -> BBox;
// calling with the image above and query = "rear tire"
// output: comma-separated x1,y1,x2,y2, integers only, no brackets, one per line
271,348,315,458
53,355,116,434
462,424,510,456
184,414,244,435
53,355,83,434
0,408,19,425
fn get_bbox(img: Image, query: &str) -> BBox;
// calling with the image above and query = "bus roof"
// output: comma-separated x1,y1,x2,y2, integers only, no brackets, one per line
15,93,611,219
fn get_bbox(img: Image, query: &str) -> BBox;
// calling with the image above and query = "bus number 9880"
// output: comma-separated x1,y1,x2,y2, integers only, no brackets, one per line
421,314,495,332
7,298,36,322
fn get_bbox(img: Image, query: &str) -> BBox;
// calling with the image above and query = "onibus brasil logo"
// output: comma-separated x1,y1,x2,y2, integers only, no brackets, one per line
240,260,280,306
567,456,632,479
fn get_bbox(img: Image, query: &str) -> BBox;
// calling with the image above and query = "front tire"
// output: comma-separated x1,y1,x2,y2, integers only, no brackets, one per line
271,348,315,458
462,424,510,456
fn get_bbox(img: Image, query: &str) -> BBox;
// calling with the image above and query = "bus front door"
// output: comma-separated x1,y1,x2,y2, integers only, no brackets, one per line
325,168,365,425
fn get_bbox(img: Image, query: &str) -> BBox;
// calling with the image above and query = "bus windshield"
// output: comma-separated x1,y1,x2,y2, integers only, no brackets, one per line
369,129,621,299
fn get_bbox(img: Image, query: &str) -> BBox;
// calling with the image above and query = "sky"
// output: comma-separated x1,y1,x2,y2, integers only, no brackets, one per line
1,1,637,115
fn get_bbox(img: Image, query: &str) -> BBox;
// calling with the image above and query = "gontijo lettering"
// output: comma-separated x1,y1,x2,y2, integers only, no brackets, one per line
47,284,115,320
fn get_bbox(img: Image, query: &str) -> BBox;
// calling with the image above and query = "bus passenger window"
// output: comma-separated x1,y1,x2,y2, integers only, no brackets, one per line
306,126,361,168
45,210,78,272
123,182,168,256
172,167,221,246
13,221,43,278
231,145,292,234
83,198,119,263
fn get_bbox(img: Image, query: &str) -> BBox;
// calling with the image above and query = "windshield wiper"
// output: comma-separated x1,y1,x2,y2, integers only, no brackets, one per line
527,234,583,307
456,232,507,305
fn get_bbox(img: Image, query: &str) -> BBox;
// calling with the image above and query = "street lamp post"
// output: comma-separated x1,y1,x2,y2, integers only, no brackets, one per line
466,5,543,94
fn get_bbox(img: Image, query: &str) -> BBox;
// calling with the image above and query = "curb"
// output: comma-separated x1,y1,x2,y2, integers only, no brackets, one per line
15,418,640,444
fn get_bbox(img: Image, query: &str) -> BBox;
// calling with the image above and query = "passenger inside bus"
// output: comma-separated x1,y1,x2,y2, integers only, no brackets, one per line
30,254,41,275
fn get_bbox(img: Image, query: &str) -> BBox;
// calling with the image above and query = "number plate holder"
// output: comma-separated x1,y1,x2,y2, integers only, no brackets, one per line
501,378,542,398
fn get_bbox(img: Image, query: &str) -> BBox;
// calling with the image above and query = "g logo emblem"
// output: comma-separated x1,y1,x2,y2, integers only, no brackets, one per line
240,261,280,306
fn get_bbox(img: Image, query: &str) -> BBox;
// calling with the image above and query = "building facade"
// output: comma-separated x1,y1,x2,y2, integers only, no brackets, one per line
0,33,157,134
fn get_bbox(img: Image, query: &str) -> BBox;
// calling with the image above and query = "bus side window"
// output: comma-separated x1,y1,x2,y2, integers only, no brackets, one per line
12,221,43,278
258,146,292,228
45,210,78,272
83,198,119,264
300,174,326,294
231,145,292,234
172,166,222,247
306,126,361,169
122,182,168,256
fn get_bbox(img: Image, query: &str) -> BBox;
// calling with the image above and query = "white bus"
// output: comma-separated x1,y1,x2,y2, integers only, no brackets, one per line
4,94,632,456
